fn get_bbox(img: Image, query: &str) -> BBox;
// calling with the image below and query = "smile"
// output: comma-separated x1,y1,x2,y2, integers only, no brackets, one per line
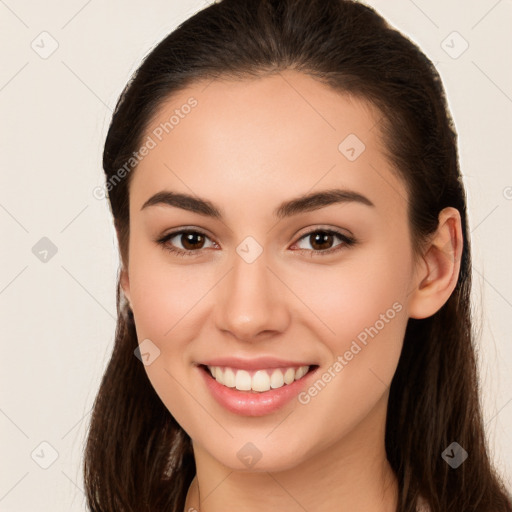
198,364,320,416
205,364,312,393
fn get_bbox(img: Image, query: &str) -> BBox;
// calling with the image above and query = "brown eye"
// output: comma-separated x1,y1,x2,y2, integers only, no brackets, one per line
156,229,216,257
294,229,355,256
157,227,356,258
180,232,207,250
307,231,336,251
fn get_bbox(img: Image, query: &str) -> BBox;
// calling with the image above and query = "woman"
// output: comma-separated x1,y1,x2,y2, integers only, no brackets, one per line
83,0,512,511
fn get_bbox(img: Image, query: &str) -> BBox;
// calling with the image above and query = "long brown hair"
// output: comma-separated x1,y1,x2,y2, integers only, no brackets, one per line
83,1,512,510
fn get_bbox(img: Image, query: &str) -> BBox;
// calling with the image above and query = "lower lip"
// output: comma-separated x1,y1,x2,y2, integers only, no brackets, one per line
198,364,319,417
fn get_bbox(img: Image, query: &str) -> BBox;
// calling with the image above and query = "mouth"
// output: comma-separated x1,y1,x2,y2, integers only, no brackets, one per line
198,362,320,416
199,363,319,393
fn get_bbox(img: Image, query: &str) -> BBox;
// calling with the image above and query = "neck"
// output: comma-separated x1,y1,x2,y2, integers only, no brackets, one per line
183,392,398,512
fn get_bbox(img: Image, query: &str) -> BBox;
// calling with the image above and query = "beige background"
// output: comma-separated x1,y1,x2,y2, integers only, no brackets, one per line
0,0,511,509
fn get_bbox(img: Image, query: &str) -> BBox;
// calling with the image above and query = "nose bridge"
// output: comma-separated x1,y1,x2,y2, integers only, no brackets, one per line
214,240,289,340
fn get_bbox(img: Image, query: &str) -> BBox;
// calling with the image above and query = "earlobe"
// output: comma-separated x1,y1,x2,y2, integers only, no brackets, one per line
408,207,463,319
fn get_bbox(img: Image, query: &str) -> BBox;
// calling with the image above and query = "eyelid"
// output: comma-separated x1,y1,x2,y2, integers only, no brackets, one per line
294,224,354,240
157,227,217,249
158,224,352,243
156,225,356,257
291,227,355,255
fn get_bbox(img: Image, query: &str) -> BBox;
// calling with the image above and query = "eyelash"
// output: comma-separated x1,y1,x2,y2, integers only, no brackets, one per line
155,227,356,258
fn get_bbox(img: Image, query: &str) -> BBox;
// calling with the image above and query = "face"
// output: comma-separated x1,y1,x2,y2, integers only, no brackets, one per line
121,70,419,472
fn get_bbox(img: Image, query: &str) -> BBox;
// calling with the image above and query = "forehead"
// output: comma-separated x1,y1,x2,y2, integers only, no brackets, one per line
130,70,407,217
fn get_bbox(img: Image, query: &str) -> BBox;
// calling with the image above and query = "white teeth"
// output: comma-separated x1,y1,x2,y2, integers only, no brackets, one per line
253,370,271,392
295,366,308,380
206,365,311,392
223,367,236,388
235,370,252,391
284,367,295,384
269,369,284,389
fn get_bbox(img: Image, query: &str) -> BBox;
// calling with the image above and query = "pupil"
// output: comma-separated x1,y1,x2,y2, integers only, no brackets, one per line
183,233,204,250
312,232,332,250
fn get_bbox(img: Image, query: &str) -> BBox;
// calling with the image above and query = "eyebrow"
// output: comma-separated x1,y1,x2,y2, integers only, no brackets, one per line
140,188,375,219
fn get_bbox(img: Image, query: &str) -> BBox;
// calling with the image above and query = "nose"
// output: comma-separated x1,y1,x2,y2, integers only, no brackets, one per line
213,250,290,343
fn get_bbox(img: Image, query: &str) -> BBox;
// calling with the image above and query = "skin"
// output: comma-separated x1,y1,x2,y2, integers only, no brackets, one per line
119,69,462,512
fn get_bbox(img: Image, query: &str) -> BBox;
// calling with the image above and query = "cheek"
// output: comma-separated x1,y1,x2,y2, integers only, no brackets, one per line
289,255,410,451
128,247,209,341
126,251,208,433
294,244,412,347
290,243,411,414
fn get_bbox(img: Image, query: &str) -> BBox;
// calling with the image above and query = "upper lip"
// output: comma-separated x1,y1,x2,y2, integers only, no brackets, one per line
197,356,316,371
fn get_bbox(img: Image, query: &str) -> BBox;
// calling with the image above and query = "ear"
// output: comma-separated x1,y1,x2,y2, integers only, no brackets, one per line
120,266,131,306
408,207,463,319
115,220,131,305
